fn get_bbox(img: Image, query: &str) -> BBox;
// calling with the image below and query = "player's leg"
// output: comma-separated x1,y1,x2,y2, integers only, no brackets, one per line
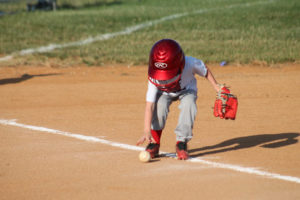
175,90,197,159
146,93,172,157
151,92,173,143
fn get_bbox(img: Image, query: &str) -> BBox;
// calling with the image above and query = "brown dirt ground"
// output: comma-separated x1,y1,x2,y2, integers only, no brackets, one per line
0,64,300,200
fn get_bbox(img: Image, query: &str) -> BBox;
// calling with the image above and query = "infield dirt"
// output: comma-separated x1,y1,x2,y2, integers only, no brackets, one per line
0,64,300,199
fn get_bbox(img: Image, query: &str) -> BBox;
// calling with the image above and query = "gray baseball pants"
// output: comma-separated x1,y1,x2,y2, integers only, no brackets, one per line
151,89,198,142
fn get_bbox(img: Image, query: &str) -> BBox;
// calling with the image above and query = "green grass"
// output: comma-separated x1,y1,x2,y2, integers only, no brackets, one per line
0,0,299,67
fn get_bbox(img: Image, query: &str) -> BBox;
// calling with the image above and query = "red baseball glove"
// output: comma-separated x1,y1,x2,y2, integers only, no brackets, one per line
214,84,238,120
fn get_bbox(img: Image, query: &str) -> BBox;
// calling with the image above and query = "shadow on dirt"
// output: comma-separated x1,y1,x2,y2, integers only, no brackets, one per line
189,132,300,158
0,73,61,85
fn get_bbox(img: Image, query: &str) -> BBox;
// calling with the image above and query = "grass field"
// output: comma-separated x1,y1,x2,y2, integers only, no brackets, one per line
0,0,299,67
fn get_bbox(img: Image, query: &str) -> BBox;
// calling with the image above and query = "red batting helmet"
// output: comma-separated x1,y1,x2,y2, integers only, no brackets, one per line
148,39,185,81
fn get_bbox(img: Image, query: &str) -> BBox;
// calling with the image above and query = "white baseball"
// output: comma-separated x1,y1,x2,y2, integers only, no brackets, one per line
139,151,151,163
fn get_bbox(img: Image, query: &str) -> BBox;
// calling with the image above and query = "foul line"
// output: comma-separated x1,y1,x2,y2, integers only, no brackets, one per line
0,0,274,62
0,118,299,184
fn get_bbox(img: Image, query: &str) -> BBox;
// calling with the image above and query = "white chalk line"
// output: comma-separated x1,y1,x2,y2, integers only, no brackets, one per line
0,118,299,184
0,0,275,62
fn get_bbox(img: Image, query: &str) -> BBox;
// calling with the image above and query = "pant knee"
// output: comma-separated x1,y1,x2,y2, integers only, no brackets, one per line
179,93,197,115
152,95,171,130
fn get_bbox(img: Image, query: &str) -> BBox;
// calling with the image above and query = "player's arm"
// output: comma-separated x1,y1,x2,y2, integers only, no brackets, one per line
205,67,221,92
137,101,154,145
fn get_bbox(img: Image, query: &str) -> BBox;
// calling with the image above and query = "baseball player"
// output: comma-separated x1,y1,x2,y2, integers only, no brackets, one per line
136,39,237,160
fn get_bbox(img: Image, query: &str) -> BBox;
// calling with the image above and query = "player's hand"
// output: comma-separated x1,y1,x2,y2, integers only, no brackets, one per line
136,132,153,145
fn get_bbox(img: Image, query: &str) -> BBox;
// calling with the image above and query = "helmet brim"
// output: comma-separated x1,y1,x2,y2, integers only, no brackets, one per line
148,66,180,81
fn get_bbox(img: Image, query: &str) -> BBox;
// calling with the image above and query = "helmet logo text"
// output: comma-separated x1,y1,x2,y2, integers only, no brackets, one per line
154,62,168,69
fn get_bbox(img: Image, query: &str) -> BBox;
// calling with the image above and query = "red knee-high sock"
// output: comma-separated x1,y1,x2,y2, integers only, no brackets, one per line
151,129,162,144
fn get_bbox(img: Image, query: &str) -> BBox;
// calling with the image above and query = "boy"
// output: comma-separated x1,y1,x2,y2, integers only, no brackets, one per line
136,39,234,160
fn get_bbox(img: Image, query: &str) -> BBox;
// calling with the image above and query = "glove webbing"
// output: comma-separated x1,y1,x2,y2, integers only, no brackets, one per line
216,84,235,114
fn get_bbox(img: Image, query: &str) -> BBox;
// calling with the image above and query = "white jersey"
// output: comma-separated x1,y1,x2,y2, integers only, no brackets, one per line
146,56,208,102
